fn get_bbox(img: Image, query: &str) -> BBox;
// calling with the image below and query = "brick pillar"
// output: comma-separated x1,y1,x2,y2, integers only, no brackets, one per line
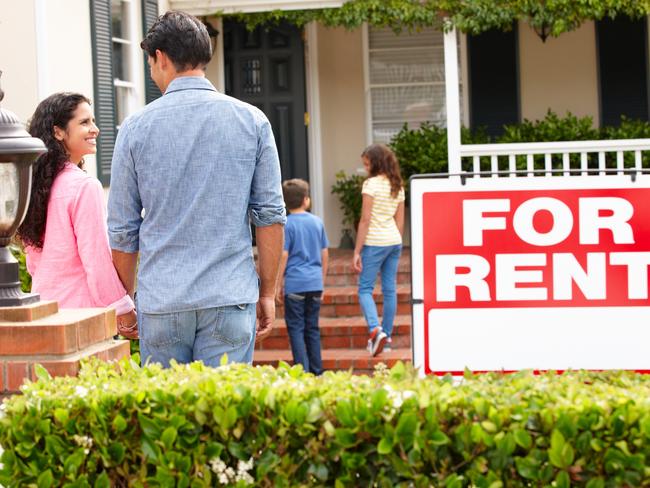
0,301,130,395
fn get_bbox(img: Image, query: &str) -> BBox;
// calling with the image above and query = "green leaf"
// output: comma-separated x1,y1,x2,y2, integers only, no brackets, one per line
63,449,85,476
377,437,393,454
112,415,127,433
37,469,54,488
430,430,450,446
396,412,418,441
108,443,126,464
548,430,574,469
33,363,52,382
586,479,605,488
515,457,539,480
514,429,532,450
94,472,110,488
160,426,178,449
555,470,570,488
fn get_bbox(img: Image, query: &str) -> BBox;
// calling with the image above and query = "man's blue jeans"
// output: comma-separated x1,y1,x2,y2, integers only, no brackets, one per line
358,244,402,337
139,303,256,368
283,291,323,375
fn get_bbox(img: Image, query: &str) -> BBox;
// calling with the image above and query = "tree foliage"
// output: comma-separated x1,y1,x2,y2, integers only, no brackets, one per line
217,0,650,36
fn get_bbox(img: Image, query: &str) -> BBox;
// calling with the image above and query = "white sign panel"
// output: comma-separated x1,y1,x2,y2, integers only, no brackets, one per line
410,175,650,375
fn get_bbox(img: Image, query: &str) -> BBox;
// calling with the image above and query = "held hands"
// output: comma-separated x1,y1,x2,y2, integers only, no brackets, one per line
352,252,363,273
116,309,138,340
256,296,275,342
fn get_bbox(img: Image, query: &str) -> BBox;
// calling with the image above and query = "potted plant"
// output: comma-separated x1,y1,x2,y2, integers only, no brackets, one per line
331,170,365,248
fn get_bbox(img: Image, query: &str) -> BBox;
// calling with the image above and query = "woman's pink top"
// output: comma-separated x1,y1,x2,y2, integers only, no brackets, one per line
25,163,134,315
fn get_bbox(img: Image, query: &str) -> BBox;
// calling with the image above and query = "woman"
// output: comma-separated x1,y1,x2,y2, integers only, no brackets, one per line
17,93,137,337
353,144,405,357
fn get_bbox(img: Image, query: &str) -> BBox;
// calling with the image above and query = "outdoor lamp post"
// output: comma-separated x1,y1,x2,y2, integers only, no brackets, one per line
0,71,46,306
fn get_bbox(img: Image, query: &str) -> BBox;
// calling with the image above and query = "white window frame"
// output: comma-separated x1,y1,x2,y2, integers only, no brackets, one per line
362,23,469,146
112,0,143,129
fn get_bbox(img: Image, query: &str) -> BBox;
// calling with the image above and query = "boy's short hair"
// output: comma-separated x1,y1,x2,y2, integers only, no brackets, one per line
283,179,310,210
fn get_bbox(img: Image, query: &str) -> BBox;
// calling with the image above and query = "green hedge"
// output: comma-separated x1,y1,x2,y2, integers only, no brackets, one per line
3,359,650,487
390,111,650,181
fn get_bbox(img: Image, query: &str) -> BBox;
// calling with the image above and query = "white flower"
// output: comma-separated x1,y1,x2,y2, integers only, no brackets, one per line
74,386,89,398
72,435,93,449
237,456,254,473
235,471,254,484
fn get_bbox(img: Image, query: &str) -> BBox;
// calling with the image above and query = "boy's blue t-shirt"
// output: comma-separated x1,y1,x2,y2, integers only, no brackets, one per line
284,212,329,294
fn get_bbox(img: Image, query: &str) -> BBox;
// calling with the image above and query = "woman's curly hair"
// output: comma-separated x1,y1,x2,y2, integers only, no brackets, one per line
361,143,403,198
17,92,90,249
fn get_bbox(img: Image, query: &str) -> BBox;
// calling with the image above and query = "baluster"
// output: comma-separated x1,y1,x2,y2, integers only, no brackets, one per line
562,153,570,176
544,153,552,177
473,155,480,177
526,154,534,176
491,155,498,178
635,150,642,171
508,154,516,177
598,152,606,175
616,151,624,172
580,152,588,176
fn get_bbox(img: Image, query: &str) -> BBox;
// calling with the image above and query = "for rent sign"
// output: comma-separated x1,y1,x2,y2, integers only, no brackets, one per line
410,175,650,375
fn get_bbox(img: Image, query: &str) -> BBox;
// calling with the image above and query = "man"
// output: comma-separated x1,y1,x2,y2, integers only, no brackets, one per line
107,11,286,368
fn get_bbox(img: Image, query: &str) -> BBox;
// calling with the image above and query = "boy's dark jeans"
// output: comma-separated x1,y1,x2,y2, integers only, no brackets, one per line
284,291,323,375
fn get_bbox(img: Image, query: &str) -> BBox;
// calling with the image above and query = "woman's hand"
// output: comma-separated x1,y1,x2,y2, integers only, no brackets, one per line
116,309,138,340
352,252,363,273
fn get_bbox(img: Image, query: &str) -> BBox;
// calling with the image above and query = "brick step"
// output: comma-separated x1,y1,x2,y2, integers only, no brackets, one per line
0,308,117,355
253,347,412,375
278,301,411,318
256,315,412,350
277,285,412,318
1,339,129,393
326,248,410,274
321,285,411,305
325,271,410,286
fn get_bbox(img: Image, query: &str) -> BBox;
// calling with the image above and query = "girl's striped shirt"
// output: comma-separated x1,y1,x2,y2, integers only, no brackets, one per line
362,175,405,246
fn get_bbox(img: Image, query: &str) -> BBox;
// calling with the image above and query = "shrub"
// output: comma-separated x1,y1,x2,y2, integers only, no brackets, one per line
330,170,365,230
390,123,489,181
8,244,31,293
391,111,650,180
3,359,650,487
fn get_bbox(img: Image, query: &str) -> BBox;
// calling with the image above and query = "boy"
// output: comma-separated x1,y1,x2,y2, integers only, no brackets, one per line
277,179,329,375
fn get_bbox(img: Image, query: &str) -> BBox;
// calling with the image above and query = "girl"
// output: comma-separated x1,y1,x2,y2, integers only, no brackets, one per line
17,93,137,338
352,144,405,356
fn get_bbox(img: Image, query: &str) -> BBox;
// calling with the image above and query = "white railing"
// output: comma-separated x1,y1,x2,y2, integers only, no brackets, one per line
459,139,650,177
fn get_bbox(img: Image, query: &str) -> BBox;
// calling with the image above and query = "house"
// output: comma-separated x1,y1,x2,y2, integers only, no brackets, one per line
1,0,649,244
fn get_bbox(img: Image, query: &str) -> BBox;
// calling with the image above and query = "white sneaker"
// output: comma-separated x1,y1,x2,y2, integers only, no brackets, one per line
370,328,388,357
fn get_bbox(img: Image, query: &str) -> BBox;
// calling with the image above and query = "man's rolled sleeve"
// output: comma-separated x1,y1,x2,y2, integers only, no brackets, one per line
107,118,143,253
248,112,286,227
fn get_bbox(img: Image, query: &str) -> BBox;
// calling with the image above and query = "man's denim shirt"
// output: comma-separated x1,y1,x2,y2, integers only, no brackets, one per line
107,77,286,314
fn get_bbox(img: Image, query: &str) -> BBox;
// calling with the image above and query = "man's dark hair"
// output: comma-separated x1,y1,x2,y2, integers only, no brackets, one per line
140,11,212,72
282,179,310,210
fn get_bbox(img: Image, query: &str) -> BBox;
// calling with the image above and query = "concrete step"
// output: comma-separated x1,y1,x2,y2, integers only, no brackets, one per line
256,315,412,350
253,347,412,375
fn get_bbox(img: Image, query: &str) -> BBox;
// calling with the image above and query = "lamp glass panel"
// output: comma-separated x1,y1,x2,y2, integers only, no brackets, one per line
0,162,19,231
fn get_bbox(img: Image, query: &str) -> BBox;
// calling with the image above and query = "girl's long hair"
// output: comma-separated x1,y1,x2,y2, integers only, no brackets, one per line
361,143,403,198
17,93,90,249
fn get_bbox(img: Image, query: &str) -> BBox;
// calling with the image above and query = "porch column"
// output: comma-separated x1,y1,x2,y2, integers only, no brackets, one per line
444,26,462,174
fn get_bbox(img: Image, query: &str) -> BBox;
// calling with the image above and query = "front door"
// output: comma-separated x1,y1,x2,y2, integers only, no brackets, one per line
224,20,309,181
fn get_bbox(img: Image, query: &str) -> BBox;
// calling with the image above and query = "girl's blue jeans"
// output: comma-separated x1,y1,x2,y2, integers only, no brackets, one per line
358,244,402,337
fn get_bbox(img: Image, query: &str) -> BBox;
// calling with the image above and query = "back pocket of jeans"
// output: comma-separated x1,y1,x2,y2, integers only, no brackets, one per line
141,313,181,347
211,304,254,347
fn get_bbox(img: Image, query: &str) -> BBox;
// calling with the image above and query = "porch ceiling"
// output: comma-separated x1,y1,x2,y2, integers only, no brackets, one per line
169,0,345,15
